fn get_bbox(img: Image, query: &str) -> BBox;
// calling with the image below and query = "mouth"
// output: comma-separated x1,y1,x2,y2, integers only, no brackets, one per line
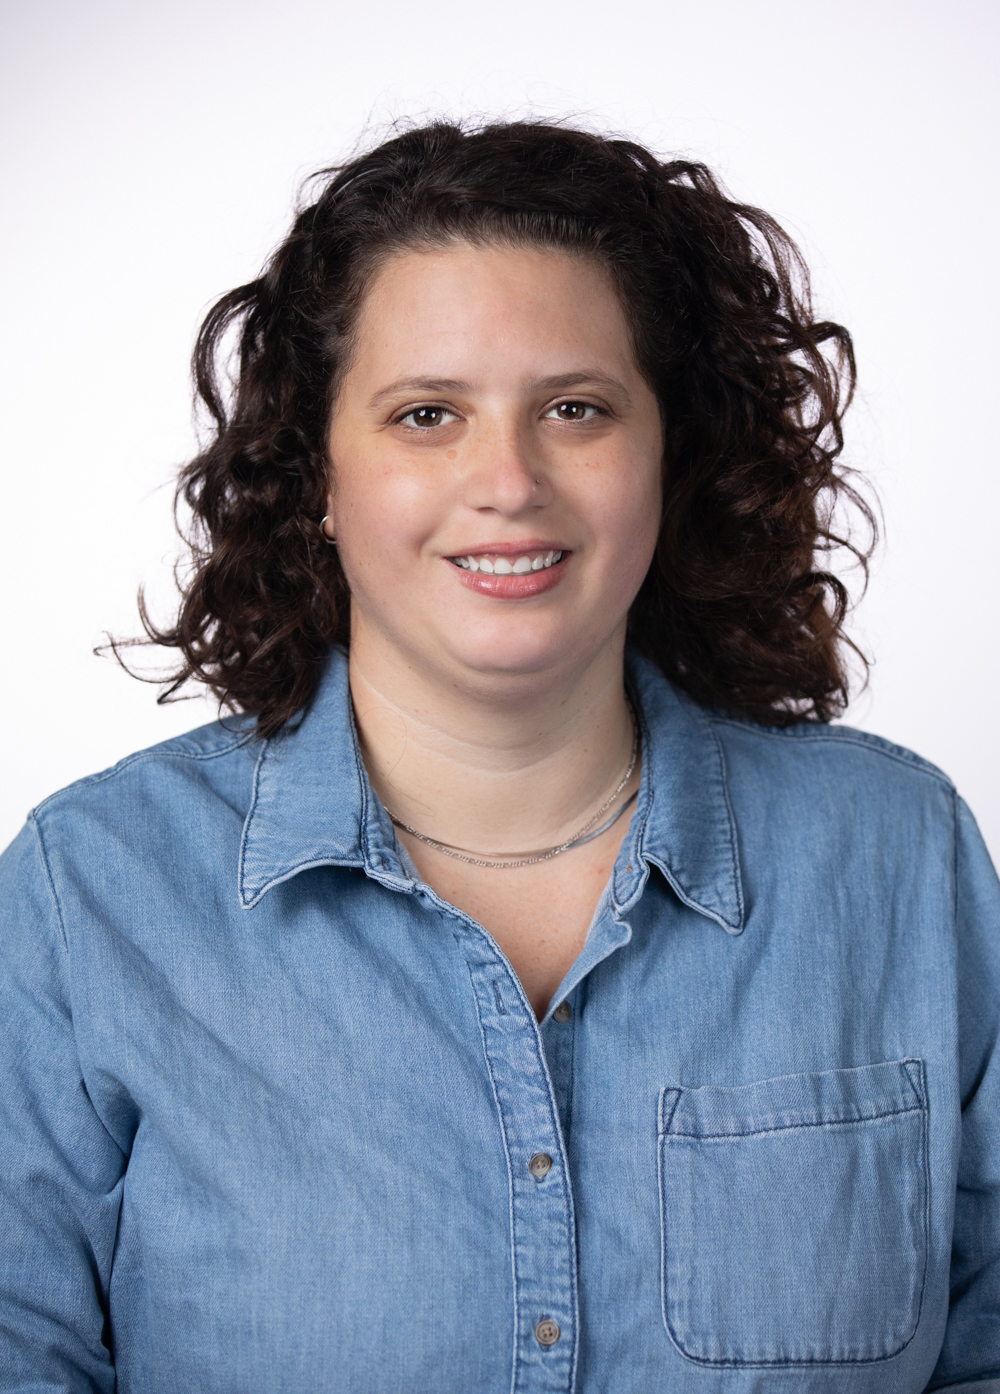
450,549,564,575
445,545,570,598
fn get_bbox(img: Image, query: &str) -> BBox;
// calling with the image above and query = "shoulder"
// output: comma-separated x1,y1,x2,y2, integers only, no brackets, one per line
702,709,958,853
630,651,954,800
630,651,956,828
28,714,261,851
708,711,954,793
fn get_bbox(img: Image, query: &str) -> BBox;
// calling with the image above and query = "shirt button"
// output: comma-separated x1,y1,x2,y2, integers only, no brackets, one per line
535,1319,561,1346
553,1000,572,1023
528,1152,553,1179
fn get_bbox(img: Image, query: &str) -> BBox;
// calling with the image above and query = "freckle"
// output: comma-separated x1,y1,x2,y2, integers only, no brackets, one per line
446,449,457,460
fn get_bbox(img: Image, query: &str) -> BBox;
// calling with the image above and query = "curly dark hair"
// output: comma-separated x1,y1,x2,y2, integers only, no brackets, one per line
130,119,874,737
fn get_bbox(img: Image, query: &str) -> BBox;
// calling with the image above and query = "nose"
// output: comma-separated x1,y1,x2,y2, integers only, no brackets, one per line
461,421,549,516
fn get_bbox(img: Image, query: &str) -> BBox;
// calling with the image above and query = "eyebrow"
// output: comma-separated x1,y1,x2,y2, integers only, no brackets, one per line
533,371,633,405
367,370,633,410
367,378,470,409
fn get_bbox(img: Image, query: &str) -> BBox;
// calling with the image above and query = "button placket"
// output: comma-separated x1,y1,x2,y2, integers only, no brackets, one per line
542,993,577,1154
463,949,578,1393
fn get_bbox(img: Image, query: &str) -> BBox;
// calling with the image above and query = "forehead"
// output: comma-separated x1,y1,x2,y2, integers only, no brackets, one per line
346,240,636,385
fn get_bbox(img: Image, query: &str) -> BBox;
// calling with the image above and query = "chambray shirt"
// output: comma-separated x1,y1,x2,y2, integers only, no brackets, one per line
2,650,1000,1393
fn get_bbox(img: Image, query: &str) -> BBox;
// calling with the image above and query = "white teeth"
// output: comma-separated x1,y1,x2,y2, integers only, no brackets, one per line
456,549,565,573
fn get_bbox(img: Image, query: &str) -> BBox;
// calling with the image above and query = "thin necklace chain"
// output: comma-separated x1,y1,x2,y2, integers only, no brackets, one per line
384,705,639,871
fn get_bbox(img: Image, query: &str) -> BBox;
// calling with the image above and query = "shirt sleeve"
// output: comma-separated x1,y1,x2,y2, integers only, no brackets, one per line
927,796,1000,1389
0,817,125,1392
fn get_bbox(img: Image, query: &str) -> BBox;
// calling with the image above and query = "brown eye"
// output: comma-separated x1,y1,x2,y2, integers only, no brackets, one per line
400,406,453,428
548,401,598,421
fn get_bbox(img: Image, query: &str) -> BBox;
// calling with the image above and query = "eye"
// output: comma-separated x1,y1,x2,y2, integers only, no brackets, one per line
545,400,602,422
396,406,457,429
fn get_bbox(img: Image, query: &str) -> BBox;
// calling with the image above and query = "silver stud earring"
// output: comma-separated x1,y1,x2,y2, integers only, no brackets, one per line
319,515,336,545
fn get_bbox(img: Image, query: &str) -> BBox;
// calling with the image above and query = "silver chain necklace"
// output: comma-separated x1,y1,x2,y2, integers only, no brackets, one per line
384,708,639,871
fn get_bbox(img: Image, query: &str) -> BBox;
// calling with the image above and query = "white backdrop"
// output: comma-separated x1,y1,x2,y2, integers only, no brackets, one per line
2,0,997,858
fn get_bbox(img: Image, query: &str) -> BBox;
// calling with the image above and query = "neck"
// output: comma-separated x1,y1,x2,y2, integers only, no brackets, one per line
348,627,636,856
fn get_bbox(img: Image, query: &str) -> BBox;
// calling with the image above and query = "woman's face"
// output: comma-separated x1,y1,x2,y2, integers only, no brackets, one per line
327,241,664,688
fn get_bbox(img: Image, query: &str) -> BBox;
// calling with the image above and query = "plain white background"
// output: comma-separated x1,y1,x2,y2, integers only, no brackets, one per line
1,0,997,858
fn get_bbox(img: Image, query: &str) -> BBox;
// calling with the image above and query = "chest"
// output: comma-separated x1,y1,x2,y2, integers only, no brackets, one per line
398,829,630,1017
90,864,955,1393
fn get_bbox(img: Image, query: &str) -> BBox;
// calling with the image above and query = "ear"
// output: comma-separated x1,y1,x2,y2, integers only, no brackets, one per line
322,478,337,541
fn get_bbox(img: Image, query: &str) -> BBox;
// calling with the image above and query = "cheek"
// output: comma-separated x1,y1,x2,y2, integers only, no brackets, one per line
590,474,662,619
589,451,662,572
612,512,661,604
332,455,436,565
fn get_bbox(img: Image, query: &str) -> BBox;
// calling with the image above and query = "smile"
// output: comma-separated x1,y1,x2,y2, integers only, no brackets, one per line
451,550,565,574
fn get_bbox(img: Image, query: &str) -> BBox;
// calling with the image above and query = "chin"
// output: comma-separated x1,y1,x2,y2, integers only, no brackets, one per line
439,616,617,684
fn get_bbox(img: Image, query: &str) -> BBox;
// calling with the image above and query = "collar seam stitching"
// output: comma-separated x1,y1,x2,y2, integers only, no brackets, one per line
640,697,744,932
707,721,745,928
708,718,954,789
32,735,255,814
237,736,272,908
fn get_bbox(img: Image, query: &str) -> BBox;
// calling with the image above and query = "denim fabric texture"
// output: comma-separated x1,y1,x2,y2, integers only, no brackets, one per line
1,649,999,1393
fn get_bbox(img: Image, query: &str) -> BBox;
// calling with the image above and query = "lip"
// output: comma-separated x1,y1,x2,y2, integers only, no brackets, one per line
444,543,571,599
447,540,569,558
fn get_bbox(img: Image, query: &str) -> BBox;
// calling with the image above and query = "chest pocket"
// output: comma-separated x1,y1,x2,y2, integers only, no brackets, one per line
658,1058,928,1368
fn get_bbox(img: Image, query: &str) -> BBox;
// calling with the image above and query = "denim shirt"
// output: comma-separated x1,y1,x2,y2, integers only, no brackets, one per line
2,651,999,1394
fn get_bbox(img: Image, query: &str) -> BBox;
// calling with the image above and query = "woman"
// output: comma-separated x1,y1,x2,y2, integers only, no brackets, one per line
1,121,997,1392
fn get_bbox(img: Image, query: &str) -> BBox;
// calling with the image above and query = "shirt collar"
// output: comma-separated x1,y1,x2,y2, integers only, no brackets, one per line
619,655,744,934
239,649,386,908
239,648,744,934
